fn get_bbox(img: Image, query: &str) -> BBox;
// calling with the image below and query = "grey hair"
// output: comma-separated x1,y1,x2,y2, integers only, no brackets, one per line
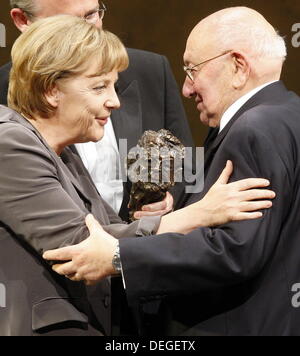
10,0,38,16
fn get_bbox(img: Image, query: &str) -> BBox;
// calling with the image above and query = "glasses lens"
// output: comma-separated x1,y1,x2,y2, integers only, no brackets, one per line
183,66,193,81
99,9,105,20
188,70,193,81
99,2,106,20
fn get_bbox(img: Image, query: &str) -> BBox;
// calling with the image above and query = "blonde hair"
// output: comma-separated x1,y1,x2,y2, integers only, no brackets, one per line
8,15,129,119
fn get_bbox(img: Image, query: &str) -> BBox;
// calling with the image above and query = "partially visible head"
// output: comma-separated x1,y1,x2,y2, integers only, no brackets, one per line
10,0,104,31
183,7,287,127
8,15,128,143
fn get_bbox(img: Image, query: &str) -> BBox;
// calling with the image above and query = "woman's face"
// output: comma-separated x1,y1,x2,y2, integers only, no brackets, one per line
55,60,120,145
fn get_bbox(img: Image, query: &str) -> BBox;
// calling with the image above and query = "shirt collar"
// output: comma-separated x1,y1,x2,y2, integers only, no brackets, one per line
219,81,278,133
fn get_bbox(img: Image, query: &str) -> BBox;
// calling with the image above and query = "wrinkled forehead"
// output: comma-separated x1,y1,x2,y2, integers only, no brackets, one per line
184,29,207,65
184,23,220,65
35,0,99,17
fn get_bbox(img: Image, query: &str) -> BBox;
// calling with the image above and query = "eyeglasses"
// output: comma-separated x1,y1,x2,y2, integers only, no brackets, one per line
84,2,107,24
19,2,107,24
183,50,232,82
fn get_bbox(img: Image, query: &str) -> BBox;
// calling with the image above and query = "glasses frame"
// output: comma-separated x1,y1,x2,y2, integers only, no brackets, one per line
18,2,107,23
84,2,107,23
183,50,232,82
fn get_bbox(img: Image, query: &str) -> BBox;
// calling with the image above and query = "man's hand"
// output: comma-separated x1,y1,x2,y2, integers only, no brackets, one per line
133,192,174,220
43,215,118,285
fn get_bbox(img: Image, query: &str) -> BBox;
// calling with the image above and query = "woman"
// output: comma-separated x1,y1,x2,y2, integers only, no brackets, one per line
0,15,274,336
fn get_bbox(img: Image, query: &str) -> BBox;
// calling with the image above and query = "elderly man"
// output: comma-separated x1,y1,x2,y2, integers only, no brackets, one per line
0,0,194,221
45,7,300,336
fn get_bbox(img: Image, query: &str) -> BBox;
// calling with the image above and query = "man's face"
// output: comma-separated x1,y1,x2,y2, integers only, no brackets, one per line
30,0,103,29
182,32,235,128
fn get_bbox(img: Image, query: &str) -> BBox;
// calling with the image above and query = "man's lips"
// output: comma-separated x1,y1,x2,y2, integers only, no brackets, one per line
195,96,203,110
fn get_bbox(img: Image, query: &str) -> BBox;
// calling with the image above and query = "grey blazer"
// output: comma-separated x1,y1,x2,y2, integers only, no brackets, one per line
0,105,160,336
0,48,195,222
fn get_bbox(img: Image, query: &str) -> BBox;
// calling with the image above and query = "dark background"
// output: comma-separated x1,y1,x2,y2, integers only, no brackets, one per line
0,0,299,145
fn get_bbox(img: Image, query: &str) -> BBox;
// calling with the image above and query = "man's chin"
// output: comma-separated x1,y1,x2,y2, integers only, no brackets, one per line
200,114,219,128
199,114,210,127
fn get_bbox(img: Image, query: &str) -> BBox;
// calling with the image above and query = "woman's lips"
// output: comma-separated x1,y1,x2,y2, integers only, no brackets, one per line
96,117,109,126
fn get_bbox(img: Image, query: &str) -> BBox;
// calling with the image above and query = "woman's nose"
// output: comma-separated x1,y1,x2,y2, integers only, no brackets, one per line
106,88,121,110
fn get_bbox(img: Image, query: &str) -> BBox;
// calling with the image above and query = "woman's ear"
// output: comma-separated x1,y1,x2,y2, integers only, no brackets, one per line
230,51,250,89
45,86,60,108
10,8,32,33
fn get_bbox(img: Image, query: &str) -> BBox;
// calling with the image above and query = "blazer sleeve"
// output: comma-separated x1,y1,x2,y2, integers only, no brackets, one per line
119,114,293,305
98,189,161,238
0,123,90,256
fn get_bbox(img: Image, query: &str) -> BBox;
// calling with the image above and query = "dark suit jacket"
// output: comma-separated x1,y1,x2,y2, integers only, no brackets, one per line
0,48,194,221
0,106,160,336
119,81,300,336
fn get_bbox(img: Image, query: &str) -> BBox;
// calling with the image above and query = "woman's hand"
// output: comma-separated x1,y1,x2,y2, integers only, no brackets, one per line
157,161,275,235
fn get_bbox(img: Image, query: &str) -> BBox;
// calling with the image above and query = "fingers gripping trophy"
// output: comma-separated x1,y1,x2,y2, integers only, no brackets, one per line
127,129,185,221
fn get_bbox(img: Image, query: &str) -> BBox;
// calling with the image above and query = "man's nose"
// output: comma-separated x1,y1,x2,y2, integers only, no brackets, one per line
182,77,196,98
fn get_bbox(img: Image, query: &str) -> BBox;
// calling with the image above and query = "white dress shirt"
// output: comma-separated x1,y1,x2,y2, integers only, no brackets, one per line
75,118,124,214
219,81,278,133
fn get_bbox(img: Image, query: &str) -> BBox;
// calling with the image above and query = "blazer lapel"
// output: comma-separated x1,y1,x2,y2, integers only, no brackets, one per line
204,81,288,169
3,109,93,205
111,79,143,152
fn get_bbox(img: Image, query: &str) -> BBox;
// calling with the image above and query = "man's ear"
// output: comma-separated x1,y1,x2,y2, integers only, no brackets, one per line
45,86,61,109
10,8,32,33
230,51,250,89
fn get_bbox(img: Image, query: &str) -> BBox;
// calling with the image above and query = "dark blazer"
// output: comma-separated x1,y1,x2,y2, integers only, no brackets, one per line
119,81,300,336
0,106,160,336
0,62,10,105
0,48,194,221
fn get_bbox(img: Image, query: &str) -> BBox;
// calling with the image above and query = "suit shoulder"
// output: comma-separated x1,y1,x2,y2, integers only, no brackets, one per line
126,47,168,68
0,62,12,74
227,99,300,155
0,110,49,156
237,98,300,134
126,47,165,61
120,48,171,84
